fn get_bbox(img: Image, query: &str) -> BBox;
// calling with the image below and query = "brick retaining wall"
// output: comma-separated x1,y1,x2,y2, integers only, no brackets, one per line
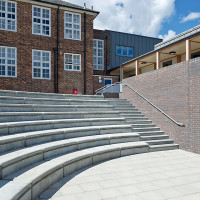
120,57,200,154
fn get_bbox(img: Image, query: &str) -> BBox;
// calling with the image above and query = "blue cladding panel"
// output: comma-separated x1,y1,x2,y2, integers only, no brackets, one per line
108,31,162,70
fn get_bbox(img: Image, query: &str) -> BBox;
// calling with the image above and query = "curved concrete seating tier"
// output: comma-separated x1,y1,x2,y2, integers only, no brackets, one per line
0,118,127,135
0,125,133,153
0,104,115,112
0,89,179,200
0,132,140,179
0,111,120,123
0,96,112,105
0,142,149,200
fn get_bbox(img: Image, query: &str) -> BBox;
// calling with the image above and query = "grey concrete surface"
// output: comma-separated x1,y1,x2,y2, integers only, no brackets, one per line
39,150,200,200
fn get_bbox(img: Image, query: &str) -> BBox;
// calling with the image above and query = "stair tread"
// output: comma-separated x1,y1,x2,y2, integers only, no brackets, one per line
150,143,179,148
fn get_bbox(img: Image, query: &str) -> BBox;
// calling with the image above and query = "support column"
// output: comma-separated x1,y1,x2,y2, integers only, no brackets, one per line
120,66,124,81
136,60,139,76
154,63,156,70
186,39,191,61
156,52,160,69
177,55,181,63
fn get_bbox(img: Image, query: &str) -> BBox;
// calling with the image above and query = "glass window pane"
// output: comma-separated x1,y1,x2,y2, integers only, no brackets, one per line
0,1,6,11
7,66,15,76
33,51,41,61
128,48,133,57
0,65,5,75
66,13,72,22
42,69,49,78
0,47,5,57
0,19,6,29
73,55,80,64
123,47,128,56
0,59,5,64
33,68,41,78
116,46,122,55
65,54,72,64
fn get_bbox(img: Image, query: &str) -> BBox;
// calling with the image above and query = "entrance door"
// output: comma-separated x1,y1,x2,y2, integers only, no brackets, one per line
104,79,112,86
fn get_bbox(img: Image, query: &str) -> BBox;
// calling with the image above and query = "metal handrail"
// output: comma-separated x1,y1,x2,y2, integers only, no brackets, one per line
124,84,185,127
95,82,121,94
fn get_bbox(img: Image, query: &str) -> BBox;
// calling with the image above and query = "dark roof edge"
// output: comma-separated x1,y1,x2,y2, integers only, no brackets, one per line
34,0,100,16
105,29,163,40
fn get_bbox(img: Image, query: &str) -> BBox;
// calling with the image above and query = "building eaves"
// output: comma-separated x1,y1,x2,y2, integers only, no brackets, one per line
122,24,200,67
34,0,99,16
155,24,200,50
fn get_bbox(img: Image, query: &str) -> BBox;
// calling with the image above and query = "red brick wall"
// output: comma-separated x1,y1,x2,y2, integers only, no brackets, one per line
120,57,200,154
0,0,94,95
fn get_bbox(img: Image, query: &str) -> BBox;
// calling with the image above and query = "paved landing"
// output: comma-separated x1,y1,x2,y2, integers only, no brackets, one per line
39,150,200,200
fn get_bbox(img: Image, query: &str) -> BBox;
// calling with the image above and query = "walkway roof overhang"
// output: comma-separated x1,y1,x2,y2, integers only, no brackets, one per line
122,25,200,74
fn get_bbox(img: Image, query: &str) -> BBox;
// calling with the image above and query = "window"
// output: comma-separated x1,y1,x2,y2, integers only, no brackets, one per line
104,78,112,86
32,50,51,79
163,60,172,67
64,12,81,40
32,6,51,36
93,39,104,70
0,0,17,31
116,46,133,57
191,51,200,59
64,53,81,71
0,46,17,77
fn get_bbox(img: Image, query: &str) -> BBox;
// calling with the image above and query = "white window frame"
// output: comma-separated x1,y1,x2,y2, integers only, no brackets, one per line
64,11,81,40
32,49,51,80
104,78,112,86
0,46,17,78
64,53,81,72
32,5,51,37
0,0,17,32
93,39,104,71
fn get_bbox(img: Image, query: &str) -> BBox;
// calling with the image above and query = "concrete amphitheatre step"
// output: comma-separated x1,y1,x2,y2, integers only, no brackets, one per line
0,96,110,106
0,111,120,123
0,118,126,136
126,120,153,124
150,144,179,152
0,133,140,179
0,142,149,200
0,89,104,100
0,104,114,112
131,124,156,128
0,90,179,199
0,125,133,153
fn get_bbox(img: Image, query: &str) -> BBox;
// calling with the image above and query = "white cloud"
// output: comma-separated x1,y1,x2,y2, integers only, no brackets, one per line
158,30,176,41
181,12,200,23
64,0,175,37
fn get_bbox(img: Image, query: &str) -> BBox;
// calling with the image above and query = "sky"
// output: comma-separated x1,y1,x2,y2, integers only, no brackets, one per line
65,0,200,41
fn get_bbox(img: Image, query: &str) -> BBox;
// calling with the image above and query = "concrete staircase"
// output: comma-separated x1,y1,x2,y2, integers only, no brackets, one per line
108,99,179,152
0,90,178,200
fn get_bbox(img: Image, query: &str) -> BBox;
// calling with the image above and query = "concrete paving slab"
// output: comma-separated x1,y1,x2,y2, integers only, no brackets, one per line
39,150,200,200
